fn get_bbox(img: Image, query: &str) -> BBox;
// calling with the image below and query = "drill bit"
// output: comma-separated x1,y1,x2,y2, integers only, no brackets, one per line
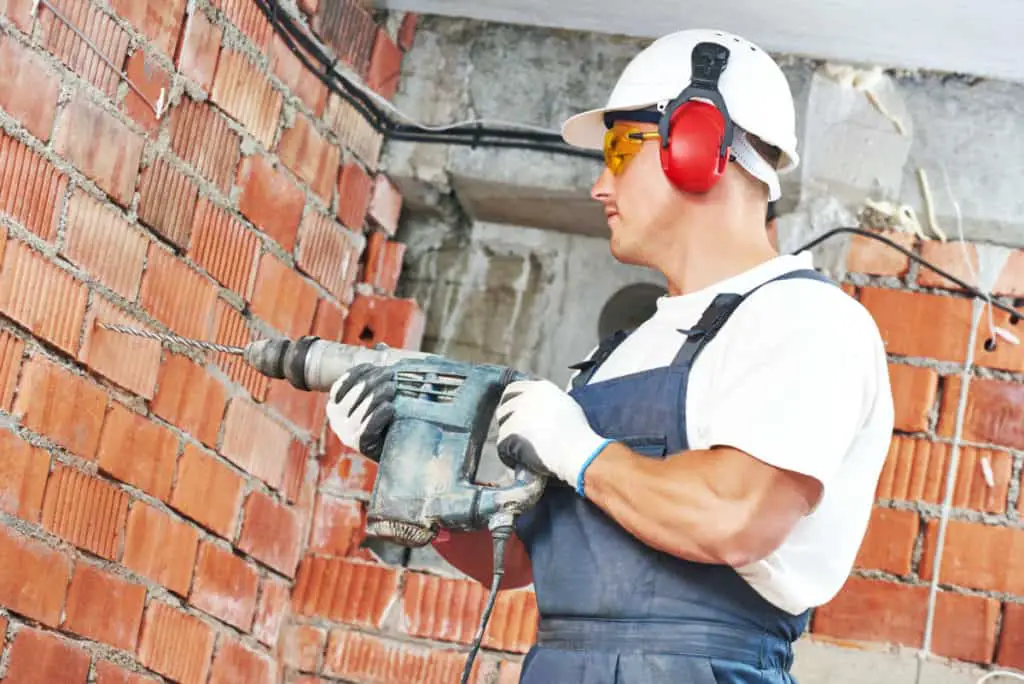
98,323,246,355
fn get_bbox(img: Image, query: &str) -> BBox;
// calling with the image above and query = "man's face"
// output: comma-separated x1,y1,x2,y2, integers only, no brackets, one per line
590,120,682,266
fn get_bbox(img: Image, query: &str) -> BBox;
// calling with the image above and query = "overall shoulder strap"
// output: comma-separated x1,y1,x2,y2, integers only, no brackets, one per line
568,328,632,391
670,268,837,368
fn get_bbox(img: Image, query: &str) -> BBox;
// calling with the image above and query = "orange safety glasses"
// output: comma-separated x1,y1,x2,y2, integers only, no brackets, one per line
603,126,660,176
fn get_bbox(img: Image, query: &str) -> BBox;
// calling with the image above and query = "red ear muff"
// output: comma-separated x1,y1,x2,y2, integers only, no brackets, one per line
659,99,731,194
657,41,735,195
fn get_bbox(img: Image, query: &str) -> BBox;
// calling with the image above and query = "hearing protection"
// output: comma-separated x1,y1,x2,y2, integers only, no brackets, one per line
657,41,736,194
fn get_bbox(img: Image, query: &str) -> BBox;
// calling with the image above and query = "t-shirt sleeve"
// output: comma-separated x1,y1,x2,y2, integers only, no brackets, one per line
699,289,887,491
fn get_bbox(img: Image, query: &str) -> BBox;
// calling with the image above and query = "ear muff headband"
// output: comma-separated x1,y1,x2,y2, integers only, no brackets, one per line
657,42,736,194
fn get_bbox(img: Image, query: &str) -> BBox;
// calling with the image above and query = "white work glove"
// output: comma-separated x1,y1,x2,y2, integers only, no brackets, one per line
326,363,397,461
495,379,612,495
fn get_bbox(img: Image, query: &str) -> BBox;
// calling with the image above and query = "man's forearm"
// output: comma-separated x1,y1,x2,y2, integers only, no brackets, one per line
581,442,782,567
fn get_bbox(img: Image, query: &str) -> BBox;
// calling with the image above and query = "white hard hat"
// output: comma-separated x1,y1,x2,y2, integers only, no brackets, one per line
562,28,800,174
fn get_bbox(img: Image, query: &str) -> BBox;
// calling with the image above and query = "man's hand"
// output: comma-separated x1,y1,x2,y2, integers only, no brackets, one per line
325,363,397,461
496,379,612,493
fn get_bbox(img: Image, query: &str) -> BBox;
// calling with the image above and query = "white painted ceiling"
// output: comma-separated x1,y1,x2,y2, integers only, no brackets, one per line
377,0,1024,84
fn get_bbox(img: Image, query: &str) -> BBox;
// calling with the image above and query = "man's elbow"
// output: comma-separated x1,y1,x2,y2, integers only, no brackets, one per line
716,509,802,568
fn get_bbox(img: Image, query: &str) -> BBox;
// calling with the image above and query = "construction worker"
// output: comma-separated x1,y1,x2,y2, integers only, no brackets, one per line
327,28,894,684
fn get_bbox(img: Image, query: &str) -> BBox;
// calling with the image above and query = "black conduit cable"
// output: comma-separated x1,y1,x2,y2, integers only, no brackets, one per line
254,2,1022,321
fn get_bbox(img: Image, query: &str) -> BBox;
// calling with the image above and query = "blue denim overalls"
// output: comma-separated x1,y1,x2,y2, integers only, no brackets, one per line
514,268,836,683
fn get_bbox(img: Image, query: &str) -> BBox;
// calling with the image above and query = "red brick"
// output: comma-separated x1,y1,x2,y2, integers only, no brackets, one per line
170,97,242,193
920,519,1024,595
975,307,1024,373
63,563,146,651
138,157,200,249
484,590,539,654
40,0,129,97
53,93,144,207
15,356,107,459
0,329,22,411
5,627,89,683
266,380,327,436
175,7,223,92
63,189,149,299
363,231,389,290
250,252,319,338
888,363,937,433
322,629,483,683
811,577,998,662
0,133,67,240
994,249,1024,297
190,540,259,631
278,113,340,201
252,575,289,647
270,33,328,116
0,34,61,141
282,440,308,504
212,300,269,400
0,429,49,522
211,0,272,49
211,48,282,148
108,0,186,57
238,491,302,576
367,29,402,100
860,287,973,362
363,231,406,296
1,0,35,33
79,298,163,399
94,661,162,684
315,0,376,78
139,244,219,340
321,437,377,496
877,436,1012,514
97,402,179,501
398,13,418,51
0,240,88,355
208,638,276,684
368,173,403,236
846,229,914,277
152,353,227,448
41,464,128,560
325,93,384,170
123,501,200,596
917,241,979,291
938,375,1024,450
292,556,399,626
138,601,216,684
221,398,291,489
237,155,304,251
313,298,347,342
852,507,918,575
170,444,244,539
189,197,259,297
310,495,365,557
998,603,1024,670
0,525,71,626
296,212,364,304
281,624,327,671
123,49,171,132
336,162,373,231
498,661,523,684
343,293,426,350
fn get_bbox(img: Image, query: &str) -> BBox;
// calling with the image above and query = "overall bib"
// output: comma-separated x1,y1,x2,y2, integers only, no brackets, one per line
514,269,836,683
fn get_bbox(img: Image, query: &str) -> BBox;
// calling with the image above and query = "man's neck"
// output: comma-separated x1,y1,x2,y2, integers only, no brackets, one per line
661,233,778,297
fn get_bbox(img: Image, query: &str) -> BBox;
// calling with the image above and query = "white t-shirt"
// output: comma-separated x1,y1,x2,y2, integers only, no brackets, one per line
573,251,895,615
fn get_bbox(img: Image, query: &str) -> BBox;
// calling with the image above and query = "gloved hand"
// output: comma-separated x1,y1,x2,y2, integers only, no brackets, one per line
495,379,612,495
326,363,398,462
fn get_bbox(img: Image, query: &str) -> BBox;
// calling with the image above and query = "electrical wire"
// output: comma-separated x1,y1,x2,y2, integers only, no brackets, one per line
254,0,603,161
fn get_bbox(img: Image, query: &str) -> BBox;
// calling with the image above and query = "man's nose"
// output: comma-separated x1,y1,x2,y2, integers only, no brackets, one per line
591,167,615,202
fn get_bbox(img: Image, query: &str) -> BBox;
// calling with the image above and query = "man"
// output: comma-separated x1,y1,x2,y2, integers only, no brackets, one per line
766,200,779,249
327,28,894,683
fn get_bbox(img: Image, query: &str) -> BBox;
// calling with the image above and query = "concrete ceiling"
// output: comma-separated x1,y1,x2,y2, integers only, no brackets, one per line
377,0,1024,84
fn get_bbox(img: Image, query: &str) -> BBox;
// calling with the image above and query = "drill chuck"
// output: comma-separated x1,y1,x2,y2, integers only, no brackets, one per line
244,336,431,392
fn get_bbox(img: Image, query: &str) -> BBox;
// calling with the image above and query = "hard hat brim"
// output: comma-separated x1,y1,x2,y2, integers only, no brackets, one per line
561,101,661,150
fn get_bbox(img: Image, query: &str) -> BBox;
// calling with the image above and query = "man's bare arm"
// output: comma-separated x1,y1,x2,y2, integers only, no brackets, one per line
582,442,822,567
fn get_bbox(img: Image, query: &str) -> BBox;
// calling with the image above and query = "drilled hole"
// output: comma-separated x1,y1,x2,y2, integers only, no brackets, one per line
359,326,374,341
984,337,998,352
